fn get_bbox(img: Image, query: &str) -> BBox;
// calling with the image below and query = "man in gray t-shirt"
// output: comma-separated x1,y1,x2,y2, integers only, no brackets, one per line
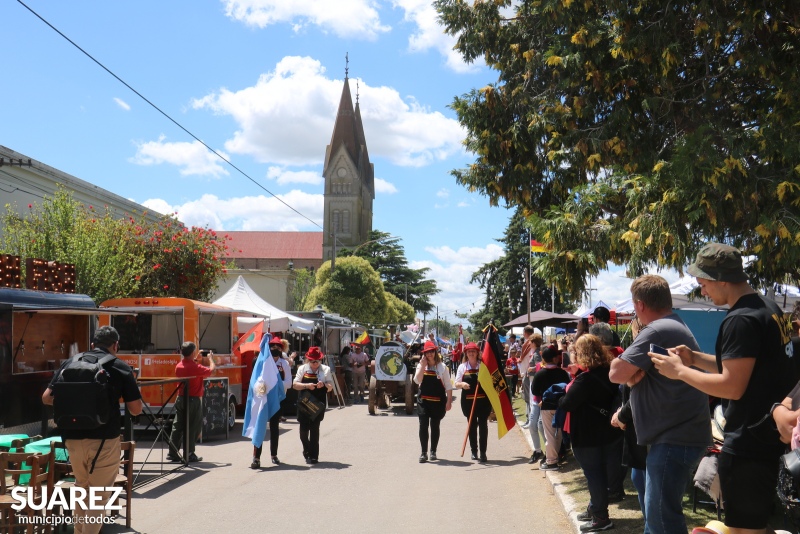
609,275,710,534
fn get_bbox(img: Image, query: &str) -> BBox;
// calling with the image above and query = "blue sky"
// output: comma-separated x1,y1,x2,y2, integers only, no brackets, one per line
1,0,677,323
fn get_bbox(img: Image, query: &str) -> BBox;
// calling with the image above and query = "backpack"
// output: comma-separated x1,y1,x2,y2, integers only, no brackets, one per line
53,352,116,430
542,382,568,429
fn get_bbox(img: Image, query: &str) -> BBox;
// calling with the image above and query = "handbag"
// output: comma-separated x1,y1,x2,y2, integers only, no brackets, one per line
297,390,325,420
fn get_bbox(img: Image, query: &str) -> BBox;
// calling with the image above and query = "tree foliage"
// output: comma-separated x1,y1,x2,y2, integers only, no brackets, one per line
303,256,390,324
339,230,439,313
1,187,229,303
469,208,570,330
436,0,800,301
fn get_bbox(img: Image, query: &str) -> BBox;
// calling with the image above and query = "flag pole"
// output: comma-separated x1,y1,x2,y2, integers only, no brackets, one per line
460,377,481,457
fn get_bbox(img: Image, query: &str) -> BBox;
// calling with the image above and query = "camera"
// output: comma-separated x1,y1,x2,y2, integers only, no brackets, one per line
200,350,210,357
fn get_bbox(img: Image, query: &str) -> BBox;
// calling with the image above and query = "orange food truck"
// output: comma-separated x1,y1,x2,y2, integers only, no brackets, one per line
98,297,259,429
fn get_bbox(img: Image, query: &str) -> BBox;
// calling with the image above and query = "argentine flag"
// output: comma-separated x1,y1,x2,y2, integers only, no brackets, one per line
242,332,287,448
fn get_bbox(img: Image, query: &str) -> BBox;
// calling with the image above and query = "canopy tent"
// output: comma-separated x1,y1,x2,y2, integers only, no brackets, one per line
213,276,315,334
614,275,800,313
573,300,615,318
503,309,580,328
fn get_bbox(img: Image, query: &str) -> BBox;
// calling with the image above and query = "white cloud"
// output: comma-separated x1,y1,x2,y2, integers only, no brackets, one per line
131,136,230,178
393,0,480,73
457,201,470,208
374,177,397,194
191,56,465,167
222,0,390,39
410,244,505,321
140,191,324,231
266,166,323,185
436,188,449,198
113,97,131,111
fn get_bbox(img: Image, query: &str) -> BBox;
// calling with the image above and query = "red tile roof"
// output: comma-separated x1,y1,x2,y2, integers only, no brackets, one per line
226,231,322,259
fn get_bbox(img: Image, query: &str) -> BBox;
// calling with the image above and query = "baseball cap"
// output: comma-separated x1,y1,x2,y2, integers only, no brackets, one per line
687,243,748,283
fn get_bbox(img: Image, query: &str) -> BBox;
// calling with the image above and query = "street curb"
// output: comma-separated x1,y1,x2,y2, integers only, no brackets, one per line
518,420,583,534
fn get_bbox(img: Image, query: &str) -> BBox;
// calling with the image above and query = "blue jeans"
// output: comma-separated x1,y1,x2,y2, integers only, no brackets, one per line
644,443,705,534
631,468,647,534
573,444,611,520
528,402,543,452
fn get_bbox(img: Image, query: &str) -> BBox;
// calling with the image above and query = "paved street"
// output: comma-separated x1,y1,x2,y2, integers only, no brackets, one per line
107,391,572,534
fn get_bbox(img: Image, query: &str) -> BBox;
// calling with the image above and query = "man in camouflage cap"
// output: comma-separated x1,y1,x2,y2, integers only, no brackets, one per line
648,242,794,533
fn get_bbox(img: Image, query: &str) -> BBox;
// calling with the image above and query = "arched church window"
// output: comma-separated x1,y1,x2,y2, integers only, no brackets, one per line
343,210,350,233
332,210,340,232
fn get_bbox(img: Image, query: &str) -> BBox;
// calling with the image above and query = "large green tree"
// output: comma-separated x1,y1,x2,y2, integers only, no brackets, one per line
303,256,414,324
470,207,570,330
436,0,800,301
339,230,439,313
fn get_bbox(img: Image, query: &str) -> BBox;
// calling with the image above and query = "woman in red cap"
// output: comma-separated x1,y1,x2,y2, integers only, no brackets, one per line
414,340,453,462
455,341,492,462
292,346,334,464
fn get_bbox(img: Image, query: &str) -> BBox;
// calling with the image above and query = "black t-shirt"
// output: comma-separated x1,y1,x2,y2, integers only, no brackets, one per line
716,294,795,457
49,348,142,440
532,367,570,410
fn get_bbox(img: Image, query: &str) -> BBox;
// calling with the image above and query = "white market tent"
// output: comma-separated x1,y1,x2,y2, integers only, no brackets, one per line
213,275,314,334
614,275,800,313
573,300,615,318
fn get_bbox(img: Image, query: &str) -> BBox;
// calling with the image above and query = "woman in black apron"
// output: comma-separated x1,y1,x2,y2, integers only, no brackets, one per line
414,340,453,462
455,342,492,463
292,346,333,464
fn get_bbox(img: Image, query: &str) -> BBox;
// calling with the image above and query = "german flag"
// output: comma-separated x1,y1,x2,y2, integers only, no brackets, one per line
354,331,370,345
478,325,516,438
530,239,547,253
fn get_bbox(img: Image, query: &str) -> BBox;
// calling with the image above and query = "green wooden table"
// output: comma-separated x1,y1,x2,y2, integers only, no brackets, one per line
0,433,28,451
24,436,67,459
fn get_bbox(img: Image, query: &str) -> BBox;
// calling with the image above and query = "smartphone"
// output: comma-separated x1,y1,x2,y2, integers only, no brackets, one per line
649,344,669,355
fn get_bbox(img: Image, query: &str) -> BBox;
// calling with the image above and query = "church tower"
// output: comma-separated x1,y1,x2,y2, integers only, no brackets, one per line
322,61,374,262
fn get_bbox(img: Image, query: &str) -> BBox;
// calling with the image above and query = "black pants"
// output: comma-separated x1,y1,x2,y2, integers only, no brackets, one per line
253,406,283,459
468,413,489,456
419,413,443,453
298,415,322,460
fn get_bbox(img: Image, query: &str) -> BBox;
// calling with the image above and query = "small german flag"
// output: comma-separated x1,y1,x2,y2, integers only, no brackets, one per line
530,239,547,253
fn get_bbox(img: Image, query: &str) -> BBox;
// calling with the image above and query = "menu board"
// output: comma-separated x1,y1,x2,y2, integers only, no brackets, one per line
202,377,229,441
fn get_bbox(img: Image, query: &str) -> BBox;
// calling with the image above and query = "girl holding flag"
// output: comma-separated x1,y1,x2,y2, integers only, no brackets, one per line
249,336,292,468
243,332,287,469
455,342,492,463
414,340,453,463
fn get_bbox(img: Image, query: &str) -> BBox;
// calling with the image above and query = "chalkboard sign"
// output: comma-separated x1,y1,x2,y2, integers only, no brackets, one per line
202,377,229,441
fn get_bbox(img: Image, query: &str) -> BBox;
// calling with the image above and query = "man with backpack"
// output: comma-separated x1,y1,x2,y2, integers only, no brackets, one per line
42,325,142,534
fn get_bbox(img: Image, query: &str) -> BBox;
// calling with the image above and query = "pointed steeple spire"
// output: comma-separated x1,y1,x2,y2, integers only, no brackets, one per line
324,76,359,175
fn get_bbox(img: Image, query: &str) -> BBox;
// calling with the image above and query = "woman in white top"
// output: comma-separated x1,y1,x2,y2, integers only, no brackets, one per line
455,342,492,463
414,340,453,463
292,346,334,464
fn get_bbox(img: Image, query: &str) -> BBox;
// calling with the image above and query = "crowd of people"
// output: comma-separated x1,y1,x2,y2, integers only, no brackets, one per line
40,241,800,534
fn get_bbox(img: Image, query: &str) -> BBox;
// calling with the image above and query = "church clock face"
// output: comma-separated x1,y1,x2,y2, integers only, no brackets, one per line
336,167,347,178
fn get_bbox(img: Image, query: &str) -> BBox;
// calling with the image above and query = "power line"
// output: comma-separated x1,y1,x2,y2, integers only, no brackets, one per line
15,0,323,231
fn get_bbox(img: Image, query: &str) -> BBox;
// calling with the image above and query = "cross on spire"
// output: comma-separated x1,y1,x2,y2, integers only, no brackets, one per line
345,52,349,79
